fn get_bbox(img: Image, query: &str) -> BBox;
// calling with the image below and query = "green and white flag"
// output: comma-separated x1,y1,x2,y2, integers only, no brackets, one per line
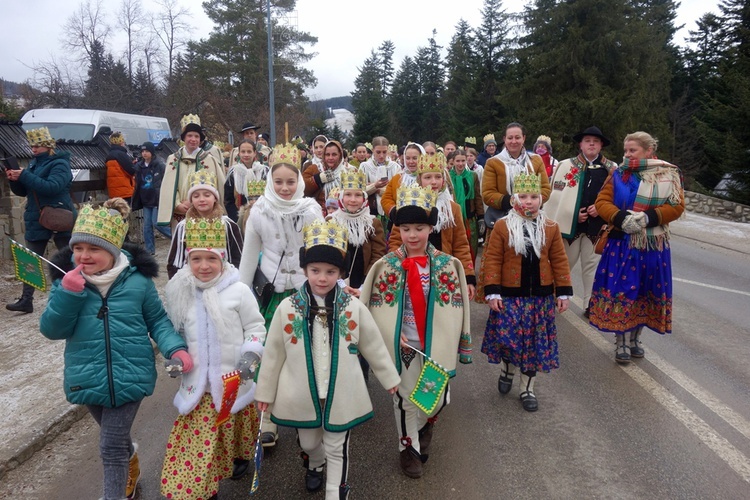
10,239,47,291
409,357,449,415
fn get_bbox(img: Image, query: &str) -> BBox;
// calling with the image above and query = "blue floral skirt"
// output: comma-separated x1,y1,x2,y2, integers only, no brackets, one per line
588,236,673,335
481,295,559,372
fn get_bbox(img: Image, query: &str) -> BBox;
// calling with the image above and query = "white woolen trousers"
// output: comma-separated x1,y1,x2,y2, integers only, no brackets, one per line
297,425,351,499
393,354,449,454
565,235,600,307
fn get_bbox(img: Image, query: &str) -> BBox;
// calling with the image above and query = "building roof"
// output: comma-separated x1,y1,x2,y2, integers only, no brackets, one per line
0,121,33,159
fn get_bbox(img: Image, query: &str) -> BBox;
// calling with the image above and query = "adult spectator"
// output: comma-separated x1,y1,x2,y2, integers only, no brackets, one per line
5,127,75,313
544,126,618,317
589,131,684,364
157,115,226,229
105,131,135,204
132,141,171,255
476,133,498,167
229,122,261,166
533,135,559,178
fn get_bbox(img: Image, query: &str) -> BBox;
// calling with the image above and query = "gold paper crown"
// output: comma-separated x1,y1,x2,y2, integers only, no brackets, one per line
536,135,551,145
483,133,496,143
396,185,437,211
109,131,125,145
270,143,301,170
303,219,348,253
72,204,129,249
340,169,367,191
184,218,226,251
188,170,219,192
417,151,447,174
246,180,265,197
26,127,56,148
387,144,397,152
513,173,542,194
364,142,373,151
180,114,201,131
327,187,341,201
464,136,477,145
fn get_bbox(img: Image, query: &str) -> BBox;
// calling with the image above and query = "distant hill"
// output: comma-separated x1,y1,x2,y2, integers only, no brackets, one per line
309,95,353,118
1,79,24,98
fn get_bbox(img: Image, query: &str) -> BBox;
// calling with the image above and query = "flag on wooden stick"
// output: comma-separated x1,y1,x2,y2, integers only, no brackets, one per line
10,238,48,291
406,345,450,415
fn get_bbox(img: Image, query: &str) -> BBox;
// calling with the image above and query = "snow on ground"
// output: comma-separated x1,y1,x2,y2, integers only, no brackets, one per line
671,211,750,255
325,108,355,134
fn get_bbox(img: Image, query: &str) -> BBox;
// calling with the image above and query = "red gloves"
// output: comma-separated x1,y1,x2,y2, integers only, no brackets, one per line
170,350,194,374
61,264,86,293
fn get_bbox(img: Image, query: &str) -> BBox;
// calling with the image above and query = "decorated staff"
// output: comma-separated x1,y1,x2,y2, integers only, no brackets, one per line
255,219,399,499
360,185,471,480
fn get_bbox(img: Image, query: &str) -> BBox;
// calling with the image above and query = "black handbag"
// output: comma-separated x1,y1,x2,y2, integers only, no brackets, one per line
252,251,285,309
483,206,508,230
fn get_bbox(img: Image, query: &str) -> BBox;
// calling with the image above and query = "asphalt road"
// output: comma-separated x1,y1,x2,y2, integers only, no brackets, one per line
2,234,749,499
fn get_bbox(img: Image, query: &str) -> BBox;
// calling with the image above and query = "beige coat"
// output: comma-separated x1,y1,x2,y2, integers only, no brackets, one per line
255,286,400,431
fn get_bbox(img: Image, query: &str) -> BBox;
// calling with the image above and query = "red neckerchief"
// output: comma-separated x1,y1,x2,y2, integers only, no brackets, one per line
401,255,428,348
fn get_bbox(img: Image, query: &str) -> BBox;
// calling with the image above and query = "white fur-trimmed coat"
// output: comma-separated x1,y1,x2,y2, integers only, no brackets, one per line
166,267,266,415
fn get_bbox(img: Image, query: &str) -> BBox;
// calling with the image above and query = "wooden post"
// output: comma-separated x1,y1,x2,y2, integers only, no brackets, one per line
284,122,289,143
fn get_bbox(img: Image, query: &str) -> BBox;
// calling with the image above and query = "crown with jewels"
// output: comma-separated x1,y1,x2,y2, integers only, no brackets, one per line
184,218,226,252
417,151,447,174
180,114,201,132
340,169,367,191
270,143,301,170
464,136,477,146
26,127,56,148
303,219,348,253
72,204,129,249
513,173,542,194
483,133,496,144
387,144,397,153
246,180,266,197
188,170,218,192
396,185,437,211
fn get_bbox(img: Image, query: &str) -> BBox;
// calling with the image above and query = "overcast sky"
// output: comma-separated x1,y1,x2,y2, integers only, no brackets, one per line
2,0,720,100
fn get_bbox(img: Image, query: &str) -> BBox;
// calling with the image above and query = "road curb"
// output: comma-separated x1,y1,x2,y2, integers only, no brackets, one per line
0,403,88,481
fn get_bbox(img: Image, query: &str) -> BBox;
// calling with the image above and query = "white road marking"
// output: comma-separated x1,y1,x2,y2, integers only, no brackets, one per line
567,297,750,483
674,277,750,297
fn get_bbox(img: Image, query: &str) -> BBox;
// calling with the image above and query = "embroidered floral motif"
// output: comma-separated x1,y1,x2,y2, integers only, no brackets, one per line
285,295,307,344
369,257,402,308
431,253,462,308
564,166,581,188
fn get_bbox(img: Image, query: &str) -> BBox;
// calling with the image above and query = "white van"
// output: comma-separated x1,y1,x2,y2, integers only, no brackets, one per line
21,108,171,145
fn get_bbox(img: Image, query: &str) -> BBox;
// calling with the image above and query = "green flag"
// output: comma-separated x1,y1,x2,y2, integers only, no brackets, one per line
10,239,47,291
409,357,449,415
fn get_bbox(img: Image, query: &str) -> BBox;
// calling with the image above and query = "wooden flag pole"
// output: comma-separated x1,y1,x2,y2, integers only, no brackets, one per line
284,122,289,143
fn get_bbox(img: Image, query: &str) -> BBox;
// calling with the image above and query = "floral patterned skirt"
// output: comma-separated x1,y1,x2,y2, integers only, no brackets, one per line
160,393,259,500
481,295,559,372
588,237,673,335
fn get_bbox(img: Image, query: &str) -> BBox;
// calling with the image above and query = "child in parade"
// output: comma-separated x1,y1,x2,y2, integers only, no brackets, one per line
388,153,477,300
360,185,471,479
160,217,267,500
239,143,323,447
381,142,424,219
40,198,189,500
303,140,348,210
255,219,400,499
359,136,401,219
132,141,171,255
449,149,485,260
303,134,328,170
167,171,243,279
224,139,268,222
481,173,572,412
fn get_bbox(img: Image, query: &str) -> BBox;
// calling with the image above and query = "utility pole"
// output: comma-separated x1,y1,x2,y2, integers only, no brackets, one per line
267,0,276,146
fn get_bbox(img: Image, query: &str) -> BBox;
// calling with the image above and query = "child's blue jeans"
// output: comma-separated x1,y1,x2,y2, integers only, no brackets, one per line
142,206,171,254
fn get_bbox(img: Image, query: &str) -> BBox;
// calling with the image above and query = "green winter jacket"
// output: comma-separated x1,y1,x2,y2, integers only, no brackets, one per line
40,245,186,408
8,150,76,242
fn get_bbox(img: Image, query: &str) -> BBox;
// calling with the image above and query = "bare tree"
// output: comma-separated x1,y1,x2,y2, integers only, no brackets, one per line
23,57,83,108
142,33,163,84
62,0,111,62
152,0,191,81
118,0,145,81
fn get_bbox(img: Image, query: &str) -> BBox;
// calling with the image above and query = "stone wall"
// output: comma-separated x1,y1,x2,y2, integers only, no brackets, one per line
1,177,27,261
684,191,750,223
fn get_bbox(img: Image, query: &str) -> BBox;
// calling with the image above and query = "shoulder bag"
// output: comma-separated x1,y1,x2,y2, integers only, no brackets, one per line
252,251,285,309
594,224,613,255
33,192,75,232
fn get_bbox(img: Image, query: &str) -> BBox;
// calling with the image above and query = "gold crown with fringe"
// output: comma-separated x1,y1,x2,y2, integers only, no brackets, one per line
184,218,226,251
464,136,477,145
246,180,265,197
387,144,397,152
513,173,542,194
26,127,56,148
483,133,496,144
340,169,367,191
417,151,447,174
303,219,348,253
180,114,201,131
270,143,301,170
72,204,129,249
188,170,218,192
396,185,437,211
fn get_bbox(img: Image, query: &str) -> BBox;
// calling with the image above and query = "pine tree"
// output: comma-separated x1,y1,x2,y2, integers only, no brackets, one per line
379,40,396,97
443,19,477,142
389,56,423,144
351,50,389,142
417,30,445,141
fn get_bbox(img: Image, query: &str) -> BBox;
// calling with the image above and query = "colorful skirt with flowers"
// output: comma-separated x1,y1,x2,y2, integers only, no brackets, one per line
481,295,559,372
160,393,259,500
588,236,673,335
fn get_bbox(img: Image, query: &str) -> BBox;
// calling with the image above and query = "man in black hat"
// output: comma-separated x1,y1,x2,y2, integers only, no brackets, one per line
229,122,261,165
543,126,619,318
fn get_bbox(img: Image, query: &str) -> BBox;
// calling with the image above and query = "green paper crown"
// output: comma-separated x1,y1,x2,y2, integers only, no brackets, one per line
184,218,226,251
72,205,129,249
246,180,266,197
513,173,541,194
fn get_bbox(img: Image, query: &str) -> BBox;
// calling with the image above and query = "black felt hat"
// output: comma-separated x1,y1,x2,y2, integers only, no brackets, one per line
573,126,611,147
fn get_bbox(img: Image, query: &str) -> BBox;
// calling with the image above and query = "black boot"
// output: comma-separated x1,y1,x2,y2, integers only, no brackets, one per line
615,334,631,364
6,286,33,313
498,360,515,395
629,328,645,358
305,467,324,492
231,458,250,480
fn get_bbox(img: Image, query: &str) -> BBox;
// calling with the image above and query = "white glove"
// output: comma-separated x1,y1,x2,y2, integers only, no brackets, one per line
319,170,335,184
621,210,647,234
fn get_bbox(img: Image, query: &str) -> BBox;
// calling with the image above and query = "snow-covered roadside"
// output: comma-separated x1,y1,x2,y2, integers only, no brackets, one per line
671,211,750,255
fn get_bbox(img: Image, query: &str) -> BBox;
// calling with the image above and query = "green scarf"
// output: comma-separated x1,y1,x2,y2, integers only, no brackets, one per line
449,167,474,219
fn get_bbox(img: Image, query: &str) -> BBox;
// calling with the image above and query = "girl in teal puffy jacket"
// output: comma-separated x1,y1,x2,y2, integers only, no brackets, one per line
40,198,191,500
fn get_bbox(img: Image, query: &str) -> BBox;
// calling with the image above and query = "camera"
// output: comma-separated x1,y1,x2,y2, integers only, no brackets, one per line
1,157,20,172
